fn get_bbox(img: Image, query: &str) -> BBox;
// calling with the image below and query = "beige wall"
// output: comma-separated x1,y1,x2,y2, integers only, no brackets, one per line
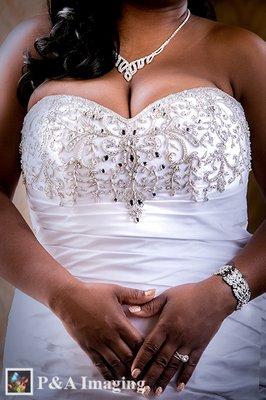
0,0,45,39
215,0,266,40
0,0,265,367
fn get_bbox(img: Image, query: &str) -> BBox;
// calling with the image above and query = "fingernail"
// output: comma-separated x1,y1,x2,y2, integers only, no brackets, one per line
177,382,186,392
155,386,163,396
132,368,141,379
129,306,142,313
145,289,156,296
142,385,151,396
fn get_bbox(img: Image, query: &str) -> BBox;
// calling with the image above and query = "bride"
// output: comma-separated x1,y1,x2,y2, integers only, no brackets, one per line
0,0,265,398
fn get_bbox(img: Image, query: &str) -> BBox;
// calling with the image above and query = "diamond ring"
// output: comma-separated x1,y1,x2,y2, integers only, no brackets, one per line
173,351,190,363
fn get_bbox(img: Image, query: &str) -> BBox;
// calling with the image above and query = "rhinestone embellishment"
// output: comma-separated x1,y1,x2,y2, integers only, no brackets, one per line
20,88,252,223
214,264,251,310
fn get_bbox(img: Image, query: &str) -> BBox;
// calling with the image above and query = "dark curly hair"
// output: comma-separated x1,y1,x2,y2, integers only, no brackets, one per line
17,0,216,107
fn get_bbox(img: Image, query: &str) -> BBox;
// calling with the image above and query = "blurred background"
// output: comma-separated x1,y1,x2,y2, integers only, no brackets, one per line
0,0,266,367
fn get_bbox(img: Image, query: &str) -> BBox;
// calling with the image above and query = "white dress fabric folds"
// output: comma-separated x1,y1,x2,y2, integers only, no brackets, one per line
2,87,265,399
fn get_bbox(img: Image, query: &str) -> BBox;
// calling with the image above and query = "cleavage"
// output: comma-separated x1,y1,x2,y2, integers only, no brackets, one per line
27,75,220,119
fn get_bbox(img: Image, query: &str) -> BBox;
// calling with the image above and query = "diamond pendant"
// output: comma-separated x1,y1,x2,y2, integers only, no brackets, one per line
114,9,191,82
115,55,144,82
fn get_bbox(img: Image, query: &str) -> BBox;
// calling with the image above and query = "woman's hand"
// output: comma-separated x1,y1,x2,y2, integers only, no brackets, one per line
128,276,236,396
51,281,156,381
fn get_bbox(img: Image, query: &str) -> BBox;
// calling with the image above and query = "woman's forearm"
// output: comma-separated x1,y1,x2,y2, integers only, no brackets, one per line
0,190,77,309
228,219,266,299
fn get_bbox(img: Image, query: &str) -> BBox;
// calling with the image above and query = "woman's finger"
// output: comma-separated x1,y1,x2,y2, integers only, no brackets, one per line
131,327,167,380
176,349,203,392
128,293,167,318
108,336,134,373
140,342,178,395
154,345,190,395
87,347,116,381
115,285,156,305
99,345,129,379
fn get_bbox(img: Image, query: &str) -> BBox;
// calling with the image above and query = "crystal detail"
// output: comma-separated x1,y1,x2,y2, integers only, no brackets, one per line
214,264,251,310
20,88,252,223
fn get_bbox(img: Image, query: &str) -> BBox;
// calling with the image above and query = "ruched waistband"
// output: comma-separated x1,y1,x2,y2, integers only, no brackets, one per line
27,184,251,242
26,184,252,285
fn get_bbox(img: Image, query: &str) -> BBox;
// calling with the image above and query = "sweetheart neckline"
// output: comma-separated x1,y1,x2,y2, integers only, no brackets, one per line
26,86,243,123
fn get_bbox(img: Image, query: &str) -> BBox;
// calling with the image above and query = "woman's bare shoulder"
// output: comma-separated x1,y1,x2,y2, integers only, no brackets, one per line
193,14,264,48
207,19,265,58
197,17,265,83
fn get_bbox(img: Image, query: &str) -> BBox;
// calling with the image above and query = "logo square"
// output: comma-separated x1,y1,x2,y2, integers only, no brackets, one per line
5,368,33,396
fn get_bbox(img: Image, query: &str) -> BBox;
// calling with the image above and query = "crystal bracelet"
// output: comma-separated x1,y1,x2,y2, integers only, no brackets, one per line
214,264,251,310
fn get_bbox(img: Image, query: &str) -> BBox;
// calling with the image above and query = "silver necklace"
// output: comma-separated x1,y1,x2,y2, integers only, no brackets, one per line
115,9,191,82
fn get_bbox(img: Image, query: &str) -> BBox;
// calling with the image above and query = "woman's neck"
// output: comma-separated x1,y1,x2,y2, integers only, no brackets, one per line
118,1,189,58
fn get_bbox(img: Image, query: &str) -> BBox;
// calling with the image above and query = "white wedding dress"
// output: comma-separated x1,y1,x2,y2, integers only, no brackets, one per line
2,87,265,399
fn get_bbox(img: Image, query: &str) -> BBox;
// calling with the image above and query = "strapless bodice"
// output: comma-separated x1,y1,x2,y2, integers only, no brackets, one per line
20,87,251,223
18,86,253,284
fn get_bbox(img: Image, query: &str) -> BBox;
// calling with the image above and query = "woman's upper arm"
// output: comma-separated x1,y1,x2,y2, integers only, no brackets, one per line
0,14,49,197
230,29,266,199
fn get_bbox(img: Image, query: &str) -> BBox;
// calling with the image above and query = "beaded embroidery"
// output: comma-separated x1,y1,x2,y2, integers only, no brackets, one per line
20,87,252,222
